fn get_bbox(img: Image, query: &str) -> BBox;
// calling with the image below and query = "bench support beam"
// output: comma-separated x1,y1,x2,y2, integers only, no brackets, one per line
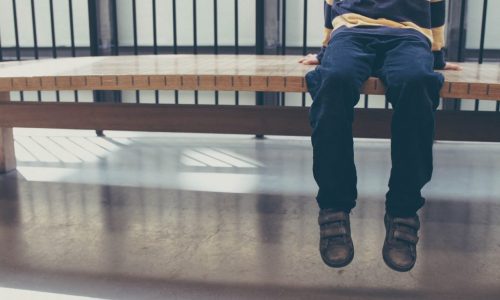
0,92,16,173
0,102,498,142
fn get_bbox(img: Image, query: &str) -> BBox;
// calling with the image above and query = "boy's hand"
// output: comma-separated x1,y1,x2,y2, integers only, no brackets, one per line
444,62,462,71
299,54,320,65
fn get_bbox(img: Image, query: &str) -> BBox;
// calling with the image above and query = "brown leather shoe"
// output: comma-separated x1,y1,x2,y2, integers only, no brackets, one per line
382,213,420,272
318,209,354,268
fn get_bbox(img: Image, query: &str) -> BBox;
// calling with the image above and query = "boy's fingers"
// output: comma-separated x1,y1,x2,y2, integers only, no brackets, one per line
444,63,462,71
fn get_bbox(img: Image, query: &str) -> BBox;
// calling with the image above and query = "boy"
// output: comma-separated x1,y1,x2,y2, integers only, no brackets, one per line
299,0,461,272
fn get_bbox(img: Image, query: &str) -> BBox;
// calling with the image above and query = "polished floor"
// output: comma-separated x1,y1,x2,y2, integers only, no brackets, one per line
0,129,499,300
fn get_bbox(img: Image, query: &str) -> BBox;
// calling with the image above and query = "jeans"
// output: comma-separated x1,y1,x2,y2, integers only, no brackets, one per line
305,28,444,217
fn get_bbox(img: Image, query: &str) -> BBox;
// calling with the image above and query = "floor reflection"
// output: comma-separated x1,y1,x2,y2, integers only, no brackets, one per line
0,131,499,299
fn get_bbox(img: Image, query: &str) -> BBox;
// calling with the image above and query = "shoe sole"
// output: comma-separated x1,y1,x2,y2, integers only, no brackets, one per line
382,246,415,273
320,249,355,269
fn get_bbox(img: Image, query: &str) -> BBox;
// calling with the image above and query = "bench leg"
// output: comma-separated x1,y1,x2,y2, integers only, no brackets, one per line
0,92,16,173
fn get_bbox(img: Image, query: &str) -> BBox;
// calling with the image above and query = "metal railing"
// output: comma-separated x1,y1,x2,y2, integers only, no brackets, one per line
0,0,498,112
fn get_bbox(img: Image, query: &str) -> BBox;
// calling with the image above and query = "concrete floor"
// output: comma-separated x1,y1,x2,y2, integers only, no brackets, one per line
0,129,499,300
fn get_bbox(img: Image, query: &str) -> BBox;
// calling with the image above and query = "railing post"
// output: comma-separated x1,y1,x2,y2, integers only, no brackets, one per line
88,0,120,137
444,0,468,111
0,92,16,173
255,0,281,139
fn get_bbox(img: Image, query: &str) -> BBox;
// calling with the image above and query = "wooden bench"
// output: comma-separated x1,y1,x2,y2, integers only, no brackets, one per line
0,55,499,173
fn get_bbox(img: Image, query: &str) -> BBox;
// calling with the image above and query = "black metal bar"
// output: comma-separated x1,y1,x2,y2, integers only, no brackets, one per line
172,0,179,104
111,0,119,55
30,0,39,59
193,0,198,105
214,0,219,55
193,0,198,54
457,0,467,62
88,0,99,56
30,0,42,101
301,0,308,106
49,0,60,102
280,0,287,105
0,31,3,61
153,0,158,55
478,0,488,64
172,0,178,54
152,0,159,104
213,0,219,105
68,0,76,57
49,0,57,59
132,0,138,55
302,0,308,56
234,0,239,55
234,0,239,105
12,0,21,60
255,0,265,137
444,0,467,111
68,0,78,102
281,0,286,55
131,0,140,103
12,0,24,102
364,95,369,108
474,0,488,111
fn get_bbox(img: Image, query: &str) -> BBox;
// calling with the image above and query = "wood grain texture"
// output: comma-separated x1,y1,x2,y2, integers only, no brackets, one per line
0,92,16,174
0,55,499,100
0,103,498,142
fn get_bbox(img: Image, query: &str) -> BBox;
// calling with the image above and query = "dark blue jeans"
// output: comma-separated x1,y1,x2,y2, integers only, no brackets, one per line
305,28,444,217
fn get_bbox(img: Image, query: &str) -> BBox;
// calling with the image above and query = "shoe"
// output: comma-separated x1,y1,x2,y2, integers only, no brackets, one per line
382,213,420,272
318,209,354,268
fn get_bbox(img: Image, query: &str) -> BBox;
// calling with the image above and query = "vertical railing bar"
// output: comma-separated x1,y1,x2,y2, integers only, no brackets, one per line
12,0,24,102
457,0,467,62
132,0,140,103
234,0,239,55
214,0,219,55
30,0,39,59
49,0,57,59
478,0,488,64
12,0,21,61
132,0,138,55
0,31,3,61
475,0,488,112
68,0,79,102
152,0,159,104
172,0,179,104
280,0,286,106
49,0,60,102
193,0,198,55
454,0,467,111
301,0,308,107
364,94,369,108
234,0,239,105
111,0,119,55
30,0,42,101
172,0,178,54
153,0,158,55
281,0,286,55
214,0,219,105
193,0,198,105
68,0,76,57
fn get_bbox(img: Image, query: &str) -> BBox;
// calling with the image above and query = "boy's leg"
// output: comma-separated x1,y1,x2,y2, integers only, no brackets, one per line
378,35,444,218
306,32,376,213
306,32,376,268
377,34,444,272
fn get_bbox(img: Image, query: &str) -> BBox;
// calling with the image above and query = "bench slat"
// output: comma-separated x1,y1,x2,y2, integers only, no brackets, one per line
0,55,499,100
